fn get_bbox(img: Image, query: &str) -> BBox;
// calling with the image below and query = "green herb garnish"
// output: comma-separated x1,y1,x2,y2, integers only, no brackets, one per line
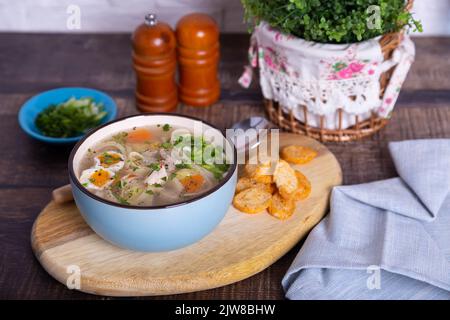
148,163,161,171
35,97,107,138
169,173,177,180
162,124,171,132
161,141,172,150
112,132,128,145
112,193,130,205
173,135,187,147
175,163,191,169
201,163,230,180
102,152,120,164
187,136,230,180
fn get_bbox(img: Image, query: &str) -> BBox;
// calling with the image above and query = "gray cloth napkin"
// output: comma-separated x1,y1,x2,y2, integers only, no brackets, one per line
282,139,450,300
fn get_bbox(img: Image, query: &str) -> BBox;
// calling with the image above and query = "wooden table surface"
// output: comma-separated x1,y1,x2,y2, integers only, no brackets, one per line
0,33,449,300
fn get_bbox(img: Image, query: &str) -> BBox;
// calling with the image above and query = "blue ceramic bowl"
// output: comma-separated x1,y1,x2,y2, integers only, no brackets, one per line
18,87,117,144
69,114,238,252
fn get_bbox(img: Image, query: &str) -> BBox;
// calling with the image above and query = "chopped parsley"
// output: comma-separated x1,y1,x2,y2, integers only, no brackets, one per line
119,198,130,205
148,163,161,171
169,173,177,180
102,152,120,164
162,124,171,132
187,136,230,180
35,97,107,138
173,136,184,146
161,141,172,150
113,193,130,205
145,190,154,195
201,163,229,180
112,131,128,144
175,163,191,169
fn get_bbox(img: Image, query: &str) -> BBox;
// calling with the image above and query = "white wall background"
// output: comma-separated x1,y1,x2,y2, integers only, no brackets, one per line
0,0,448,35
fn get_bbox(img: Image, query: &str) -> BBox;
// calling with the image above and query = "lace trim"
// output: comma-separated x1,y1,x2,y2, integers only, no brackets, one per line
259,65,382,116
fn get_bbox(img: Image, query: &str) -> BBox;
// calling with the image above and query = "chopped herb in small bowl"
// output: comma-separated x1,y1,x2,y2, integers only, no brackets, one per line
18,87,117,144
35,97,107,138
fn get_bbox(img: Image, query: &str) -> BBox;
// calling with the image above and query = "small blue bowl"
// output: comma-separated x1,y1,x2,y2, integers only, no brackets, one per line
18,87,117,144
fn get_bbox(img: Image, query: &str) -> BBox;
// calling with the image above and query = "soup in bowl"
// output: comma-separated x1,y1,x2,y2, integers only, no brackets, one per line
69,114,237,252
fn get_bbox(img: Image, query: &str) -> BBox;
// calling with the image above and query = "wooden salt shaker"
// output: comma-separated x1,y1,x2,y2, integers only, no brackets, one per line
132,13,178,112
176,13,220,107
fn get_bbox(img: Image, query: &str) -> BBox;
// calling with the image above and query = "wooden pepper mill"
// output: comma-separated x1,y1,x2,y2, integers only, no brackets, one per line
176,13,220,107
132,13,178,112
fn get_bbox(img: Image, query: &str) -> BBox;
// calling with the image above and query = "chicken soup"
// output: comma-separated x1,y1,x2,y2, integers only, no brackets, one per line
77,124,230,206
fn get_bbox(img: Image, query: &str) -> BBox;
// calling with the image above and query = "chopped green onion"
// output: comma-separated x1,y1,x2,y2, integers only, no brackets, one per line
35,97,107,138
175,163,191,169
169,173,177,180
112,193,130,205
161,142,172,150
148,163,161,171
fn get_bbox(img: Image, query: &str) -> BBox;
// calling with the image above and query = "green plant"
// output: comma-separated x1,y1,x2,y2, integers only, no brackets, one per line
241,0,422,44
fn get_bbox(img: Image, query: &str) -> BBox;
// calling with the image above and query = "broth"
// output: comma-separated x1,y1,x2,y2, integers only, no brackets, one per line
77,124,230,206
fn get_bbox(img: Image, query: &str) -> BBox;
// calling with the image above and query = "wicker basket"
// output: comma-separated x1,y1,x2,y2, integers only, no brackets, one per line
264,1,413,142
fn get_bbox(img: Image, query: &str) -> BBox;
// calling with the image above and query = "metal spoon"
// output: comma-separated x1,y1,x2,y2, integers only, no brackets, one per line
229,116,271,155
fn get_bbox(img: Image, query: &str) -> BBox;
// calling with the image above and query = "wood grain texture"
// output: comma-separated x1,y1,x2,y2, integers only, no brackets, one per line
31,134,342,297
0,33,449,299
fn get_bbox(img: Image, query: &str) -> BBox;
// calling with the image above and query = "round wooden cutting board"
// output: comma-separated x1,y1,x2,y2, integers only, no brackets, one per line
31,133,342,297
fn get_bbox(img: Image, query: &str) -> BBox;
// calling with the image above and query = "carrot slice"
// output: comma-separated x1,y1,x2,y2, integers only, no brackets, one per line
127,128,152,143
179,174,205,193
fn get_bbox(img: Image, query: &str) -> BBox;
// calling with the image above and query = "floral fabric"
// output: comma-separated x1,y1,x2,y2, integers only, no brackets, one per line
239,22,415,129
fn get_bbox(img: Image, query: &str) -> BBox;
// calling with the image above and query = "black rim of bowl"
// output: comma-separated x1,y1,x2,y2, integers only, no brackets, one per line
68,113,238,210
